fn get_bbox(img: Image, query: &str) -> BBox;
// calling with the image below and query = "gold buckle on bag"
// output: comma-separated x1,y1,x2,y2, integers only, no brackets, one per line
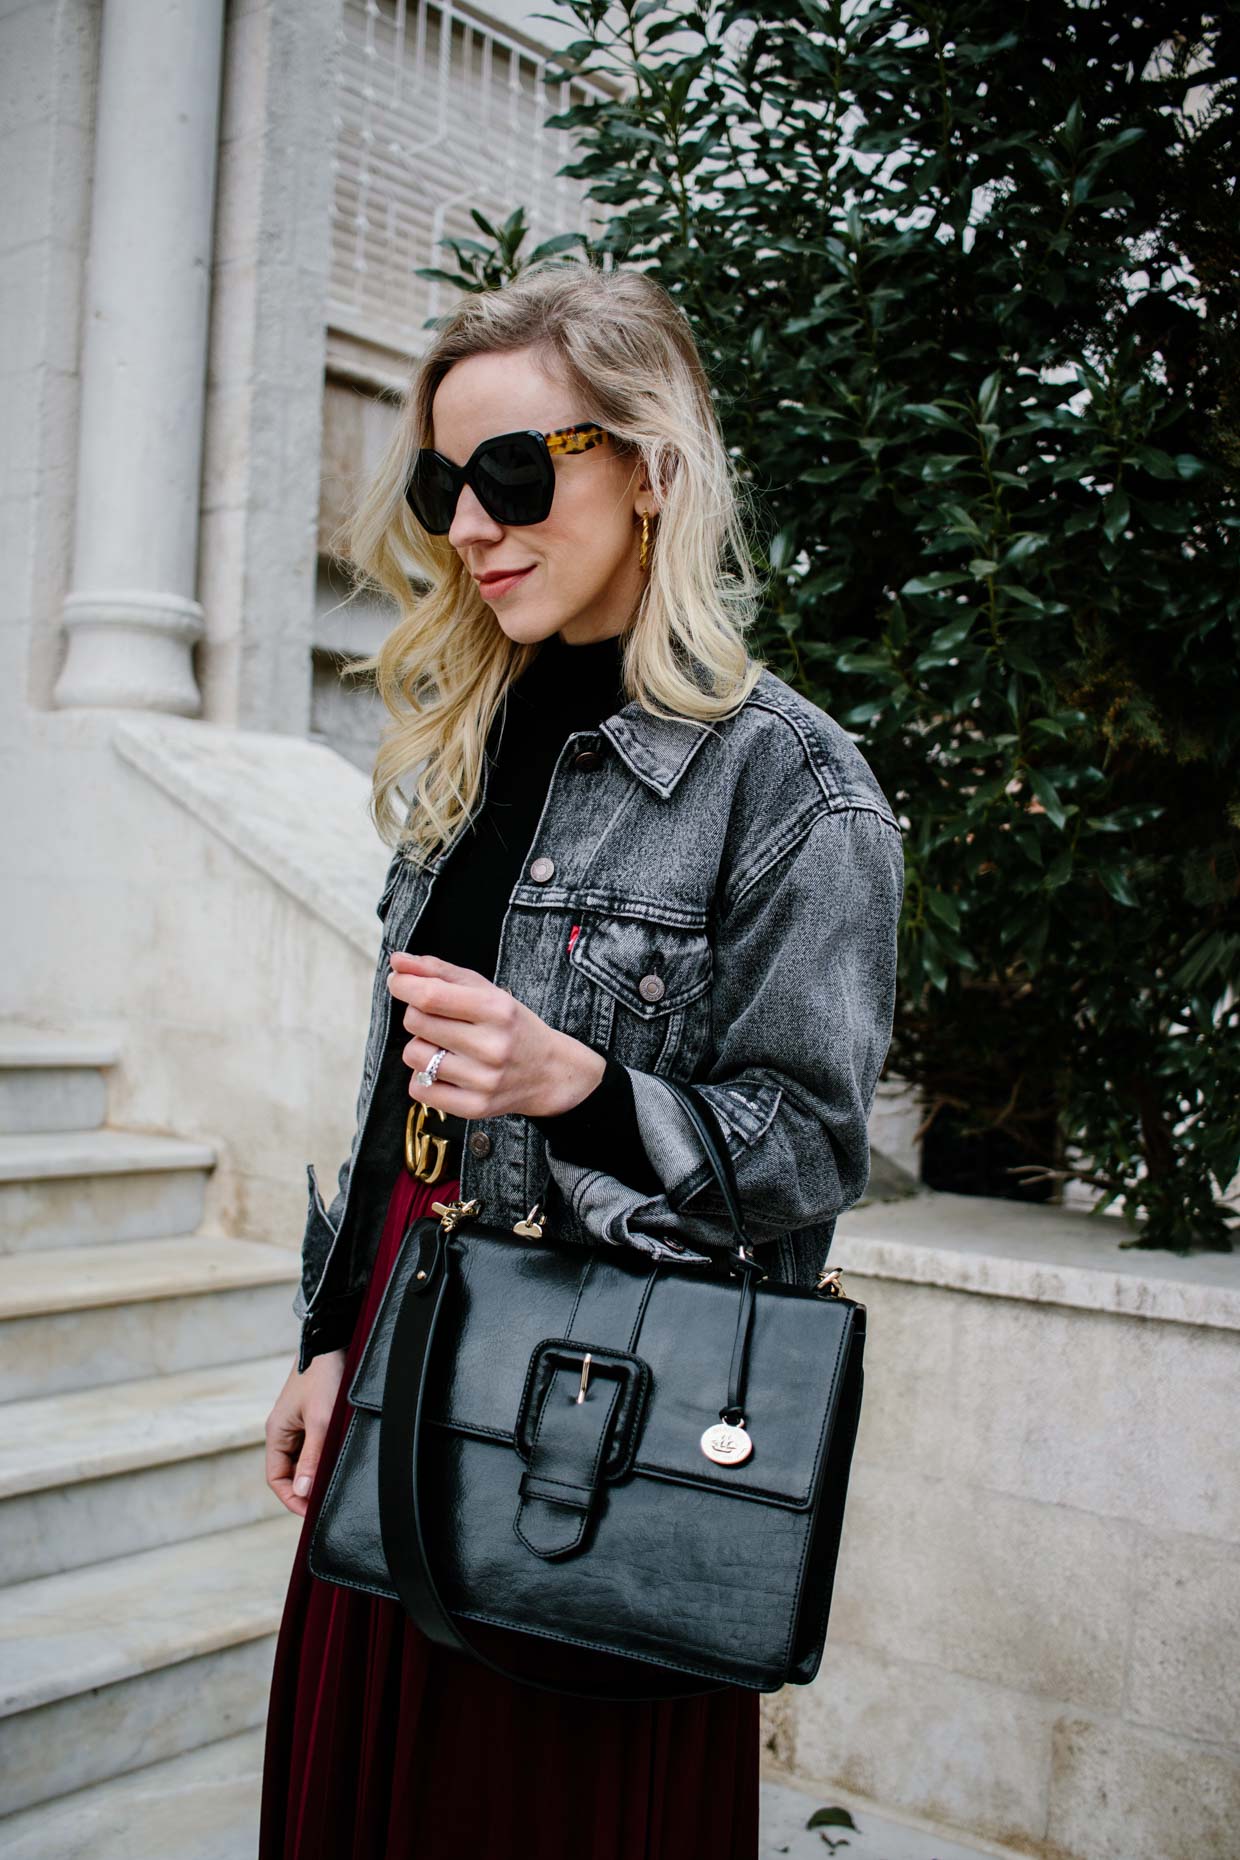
405,1099,449,1184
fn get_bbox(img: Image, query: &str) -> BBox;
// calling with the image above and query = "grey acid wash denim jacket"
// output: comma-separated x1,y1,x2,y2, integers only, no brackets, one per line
293,664,905,1372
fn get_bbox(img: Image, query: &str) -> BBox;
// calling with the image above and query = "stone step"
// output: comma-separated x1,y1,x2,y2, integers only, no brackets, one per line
0,1128,217,1252
0,1031,123,1068
0,1354,294,1584
0,1727,266,1860
0,1029,120,1137
0,1516,300,1819
0,1235,300,1400
759,1772,1025,1859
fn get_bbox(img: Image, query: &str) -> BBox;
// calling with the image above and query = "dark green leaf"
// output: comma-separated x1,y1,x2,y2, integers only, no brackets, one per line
807,1808,858,1831
925,890,962,929
1097,867,1140,907
1101,491,1130,541
900,572,971,595
1027,769,1069,830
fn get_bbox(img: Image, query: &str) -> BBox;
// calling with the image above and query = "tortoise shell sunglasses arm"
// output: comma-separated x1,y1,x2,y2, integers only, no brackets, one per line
542,422,612,456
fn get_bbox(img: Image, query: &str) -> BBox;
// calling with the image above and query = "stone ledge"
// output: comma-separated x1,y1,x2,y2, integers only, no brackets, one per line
833,1189,1240,1331
0,1515,298,1717
0,1030,122,1069
0,1127,216,1183
0,1726,266,1860
113,714,391,959
0,1353,292,1500
760,1768,1024,1860
0,1235,299,1320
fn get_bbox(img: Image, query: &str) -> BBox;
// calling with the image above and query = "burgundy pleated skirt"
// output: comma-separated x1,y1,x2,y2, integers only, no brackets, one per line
259,1159,760,1859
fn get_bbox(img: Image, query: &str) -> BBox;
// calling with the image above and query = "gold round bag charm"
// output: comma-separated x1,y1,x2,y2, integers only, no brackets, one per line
700,1416,753,1466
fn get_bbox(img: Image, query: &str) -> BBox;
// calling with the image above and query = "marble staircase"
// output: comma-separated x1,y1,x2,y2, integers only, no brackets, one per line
0,1028,302,1855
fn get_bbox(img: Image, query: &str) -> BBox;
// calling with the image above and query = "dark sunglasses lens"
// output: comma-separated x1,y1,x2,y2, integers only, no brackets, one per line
473,437,553,525
406,454,457,534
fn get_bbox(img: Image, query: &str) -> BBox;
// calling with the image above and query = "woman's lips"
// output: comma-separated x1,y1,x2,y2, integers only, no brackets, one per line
478,565,536,598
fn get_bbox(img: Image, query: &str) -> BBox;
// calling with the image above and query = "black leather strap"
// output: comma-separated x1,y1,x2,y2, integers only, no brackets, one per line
377,1222,729,1701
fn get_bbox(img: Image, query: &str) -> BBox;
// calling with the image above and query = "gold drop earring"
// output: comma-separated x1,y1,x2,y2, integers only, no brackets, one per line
638,510,651,571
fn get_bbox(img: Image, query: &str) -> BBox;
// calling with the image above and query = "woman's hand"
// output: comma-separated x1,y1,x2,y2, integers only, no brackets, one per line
265,1348,346,1518
387,949,605,1119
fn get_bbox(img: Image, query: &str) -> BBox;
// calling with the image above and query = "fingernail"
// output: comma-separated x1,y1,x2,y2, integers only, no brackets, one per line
294,1474,312,1496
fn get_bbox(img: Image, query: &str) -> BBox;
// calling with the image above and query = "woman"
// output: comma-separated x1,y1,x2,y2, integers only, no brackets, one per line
260,261,904,1859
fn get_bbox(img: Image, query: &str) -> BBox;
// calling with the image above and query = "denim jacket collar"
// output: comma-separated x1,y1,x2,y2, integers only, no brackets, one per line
415,696,716,876
601,698,717,799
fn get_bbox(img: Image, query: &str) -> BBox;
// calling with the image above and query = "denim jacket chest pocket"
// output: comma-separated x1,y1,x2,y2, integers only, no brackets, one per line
564,911,714,1079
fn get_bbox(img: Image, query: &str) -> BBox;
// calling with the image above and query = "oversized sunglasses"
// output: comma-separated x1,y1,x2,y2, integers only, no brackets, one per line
404,422,614,534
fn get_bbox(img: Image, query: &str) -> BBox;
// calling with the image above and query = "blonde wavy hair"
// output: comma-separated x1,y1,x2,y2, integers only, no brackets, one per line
338,259,769,861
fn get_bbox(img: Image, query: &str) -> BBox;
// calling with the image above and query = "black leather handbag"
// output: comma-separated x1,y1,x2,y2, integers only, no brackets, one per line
307,1079,866,1701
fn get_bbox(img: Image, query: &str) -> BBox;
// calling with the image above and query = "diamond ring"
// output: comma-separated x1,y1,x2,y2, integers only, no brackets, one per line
413,1045,449,1088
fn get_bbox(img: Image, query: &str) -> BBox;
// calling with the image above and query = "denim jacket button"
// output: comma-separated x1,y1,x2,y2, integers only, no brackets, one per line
638,973,666,1003
529,856,555,882
467,1129,492,1157
573,749,603,770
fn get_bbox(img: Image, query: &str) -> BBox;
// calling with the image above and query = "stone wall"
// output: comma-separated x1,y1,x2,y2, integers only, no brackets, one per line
772,1192,1240,1860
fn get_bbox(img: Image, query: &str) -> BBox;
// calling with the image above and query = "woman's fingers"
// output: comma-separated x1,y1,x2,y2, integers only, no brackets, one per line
387,962,514,1034
400,1033,493,1089
392,979,518,1075
389,949,485,986
265,1394,310,1518
289,1424,324,1516
388,953,553,1119
387,962,493,1026
265,1355,346,1519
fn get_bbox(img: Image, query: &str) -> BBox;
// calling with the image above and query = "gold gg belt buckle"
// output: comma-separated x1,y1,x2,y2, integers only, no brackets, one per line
405,1098,450,1185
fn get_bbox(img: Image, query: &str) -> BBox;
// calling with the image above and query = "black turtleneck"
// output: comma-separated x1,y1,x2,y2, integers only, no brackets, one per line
407,628,662,1194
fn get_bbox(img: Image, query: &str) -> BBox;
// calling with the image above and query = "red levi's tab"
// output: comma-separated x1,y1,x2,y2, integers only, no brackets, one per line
567,923,581,953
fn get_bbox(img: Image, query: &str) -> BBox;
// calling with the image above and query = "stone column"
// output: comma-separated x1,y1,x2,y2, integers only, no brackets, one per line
54,0,226,714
